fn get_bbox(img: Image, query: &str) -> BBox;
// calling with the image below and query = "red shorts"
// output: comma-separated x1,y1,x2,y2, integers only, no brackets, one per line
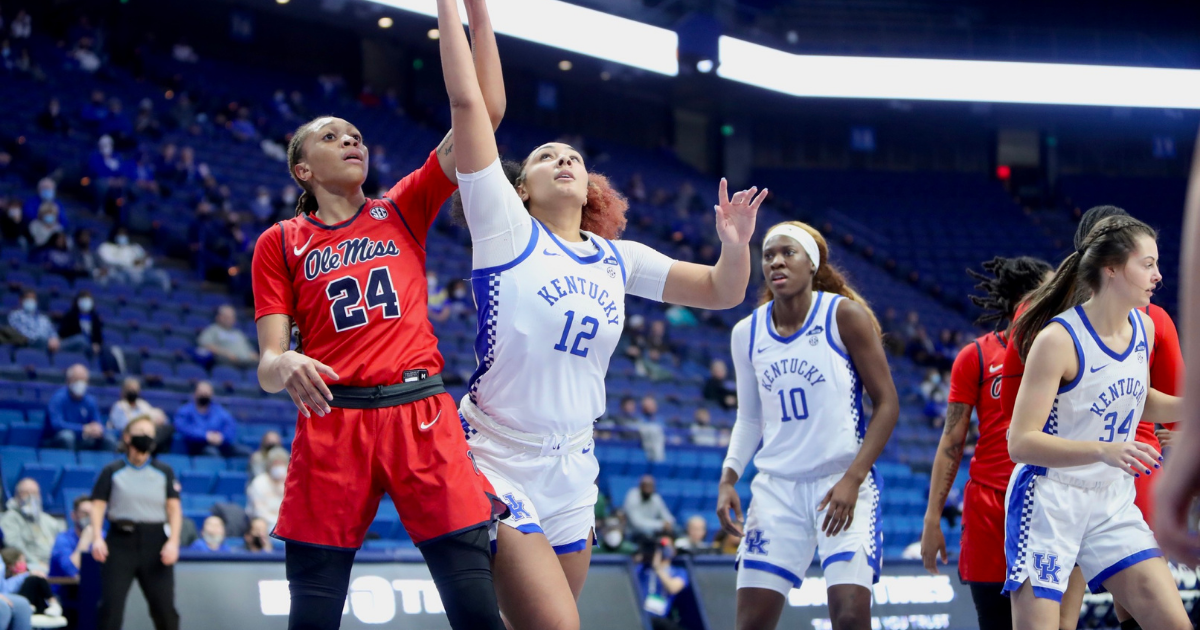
959,479,1007,584
1133,427,1162,531
273,391,502,549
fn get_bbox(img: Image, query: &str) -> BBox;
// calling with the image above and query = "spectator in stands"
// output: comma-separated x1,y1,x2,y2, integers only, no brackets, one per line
246,448,287,530
9,10,29,39
186,516,229,553
249,186,274,224
134,98,161,139
229,107,257,143
98,226,171,289
8,290,59,351
637,395,667,461
169,94,198,133
72,229,99,279
197,305,258,367
174,380,246,457
426,272,452,323
171,39,198,63
635,347,673,381
624,475,675,543
99,99,133,146
33,232,78,280
0,479,65,573
613,396,639,426
58,290,103,356
87,135,131,214
50,496,94,585
690,408,719,447
108,377,172,452
711,529,740,555
132,152,159,197
442,280,473,319
645,320,676,361
46,364,114,451
640,395,661,424
21,179,62,226
243,517,273,553
1,200,25,244
626,173,647,203
635,537,688,630
27,202,62,248
71,37,101,74
1,547,63,617
35,98,69,136
597,516,636,554
674,515,711,555
80,90,108,130
274,184,298,220
702,359,736,410
248,431,284,477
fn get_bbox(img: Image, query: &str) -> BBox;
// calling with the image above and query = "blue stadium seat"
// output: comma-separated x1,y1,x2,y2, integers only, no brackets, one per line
13,349,50,369
39,449,76,467
175,363,207,381
78,451,118,468
51,352,90,369
141,359,173,378
180,471,215,494
1,446,36,492
0,410,23,426
211,365,241,383
226,457,248,472
7,424,42,447
155,454,191,472
26,409,45,427
182,494,223,512
213,471,247,495
191,456,225,473
18,463,61,498
60,466,99,490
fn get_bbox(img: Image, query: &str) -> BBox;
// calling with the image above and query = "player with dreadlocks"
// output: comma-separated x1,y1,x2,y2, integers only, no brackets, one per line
920,256,1052,630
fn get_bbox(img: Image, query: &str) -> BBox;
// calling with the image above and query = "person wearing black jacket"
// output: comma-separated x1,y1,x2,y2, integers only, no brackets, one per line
58,291,104,358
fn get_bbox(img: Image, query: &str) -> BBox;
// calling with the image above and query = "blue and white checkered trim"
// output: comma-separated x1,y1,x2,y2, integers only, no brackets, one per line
1003,465,1042,596
866,468,882,581
848,362,865,444
467,274,502,395
1042,399,1060,436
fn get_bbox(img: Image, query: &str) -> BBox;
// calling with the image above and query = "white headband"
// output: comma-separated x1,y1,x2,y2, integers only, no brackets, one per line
764,224,820,271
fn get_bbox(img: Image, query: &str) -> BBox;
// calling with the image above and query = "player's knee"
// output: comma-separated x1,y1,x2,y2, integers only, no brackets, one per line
830,605,870,630
419,526,505,630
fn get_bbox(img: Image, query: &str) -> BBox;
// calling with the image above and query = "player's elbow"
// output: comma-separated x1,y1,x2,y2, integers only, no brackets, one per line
447,93,487,115
1008,432,1033,464
487,101,506,131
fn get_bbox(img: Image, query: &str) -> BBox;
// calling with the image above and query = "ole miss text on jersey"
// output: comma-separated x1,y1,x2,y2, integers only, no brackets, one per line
251,150,456,387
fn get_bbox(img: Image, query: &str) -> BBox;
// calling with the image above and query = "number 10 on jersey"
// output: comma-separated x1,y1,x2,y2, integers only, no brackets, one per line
778,387,809,422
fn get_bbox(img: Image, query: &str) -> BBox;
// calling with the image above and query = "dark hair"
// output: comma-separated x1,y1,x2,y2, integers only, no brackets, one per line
0,548,21,577
449,154,629,240
1012,216,1157,359
757,221,881,335
966,256,1052,330
286,117,333,217
116,416,156,454
1075,205,1129,252
72,494,91,512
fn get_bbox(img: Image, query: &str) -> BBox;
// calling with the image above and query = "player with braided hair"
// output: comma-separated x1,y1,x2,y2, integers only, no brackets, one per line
920,256,1051,630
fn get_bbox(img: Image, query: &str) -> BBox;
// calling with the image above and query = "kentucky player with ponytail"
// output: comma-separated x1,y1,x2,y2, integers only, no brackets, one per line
1005,215,1189,630
717,221,899,630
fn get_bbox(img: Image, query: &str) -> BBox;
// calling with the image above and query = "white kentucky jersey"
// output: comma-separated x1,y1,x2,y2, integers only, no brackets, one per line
456,159,675,437
1037,306,1149,484
727,292,865,480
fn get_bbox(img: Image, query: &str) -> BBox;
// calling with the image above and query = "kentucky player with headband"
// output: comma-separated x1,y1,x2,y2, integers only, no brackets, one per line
1005,215,1189,630
718,221,899,630
435,1,768,628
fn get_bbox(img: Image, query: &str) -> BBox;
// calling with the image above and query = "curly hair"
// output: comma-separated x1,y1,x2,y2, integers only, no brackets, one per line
966,256,1053,331
757,221,881,335
449,152,629,240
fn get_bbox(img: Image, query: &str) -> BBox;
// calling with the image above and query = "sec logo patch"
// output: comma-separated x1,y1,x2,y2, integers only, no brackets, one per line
370,206,388,221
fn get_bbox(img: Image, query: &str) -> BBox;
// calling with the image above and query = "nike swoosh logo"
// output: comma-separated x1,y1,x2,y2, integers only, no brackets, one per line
757,346,769,354
989,364,1002,373
543,248,562,257
293,235,314,257
1090,364,1110,374
419,410,442,431
582,445,592,454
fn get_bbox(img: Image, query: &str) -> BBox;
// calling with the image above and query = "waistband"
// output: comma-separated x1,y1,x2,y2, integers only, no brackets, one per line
110,520,167,531
328,374,444,409
1044,468,1121,490
459,395,592,457
756,460,855,483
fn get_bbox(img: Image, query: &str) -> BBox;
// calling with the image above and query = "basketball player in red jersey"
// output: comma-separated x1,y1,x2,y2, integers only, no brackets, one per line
250,3,509,629
999,205,1185,630
921,256,1051,630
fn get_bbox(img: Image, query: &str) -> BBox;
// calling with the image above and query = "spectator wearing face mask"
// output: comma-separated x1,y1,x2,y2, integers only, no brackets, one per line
98,227,171,290
248,431,283,478
0,201,26,244
0,479,65,574
22,178,63,226
174,381,247,457
635,538,689,630
186,516,229,553
243,518,274,554
0,548,64,619
702,359,737,410
624,475,675,543
27,203,62,249
90,417,181,630
45,364,114,451
597,516,637,554
57,291,104,357
50,495,95,622
7,290,59,351
108,378,172,453
35,232,81,281
86,135,131,216
248,186,274,225
246,449,288,531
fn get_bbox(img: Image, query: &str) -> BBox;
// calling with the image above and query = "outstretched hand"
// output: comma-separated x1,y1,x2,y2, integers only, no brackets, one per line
714,178,767,246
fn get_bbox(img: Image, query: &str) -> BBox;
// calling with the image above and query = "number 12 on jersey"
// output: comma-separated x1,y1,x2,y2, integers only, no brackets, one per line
553,310,599,358
777,387,809,423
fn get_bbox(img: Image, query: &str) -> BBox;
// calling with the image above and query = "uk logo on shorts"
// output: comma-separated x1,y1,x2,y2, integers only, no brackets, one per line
502,493,530,521
1033,551,1062,584
745,529,770,555
369,206,388,221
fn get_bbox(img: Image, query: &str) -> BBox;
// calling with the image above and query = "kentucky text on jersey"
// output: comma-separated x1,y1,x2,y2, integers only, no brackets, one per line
303,237,403,281
760,358,827,392
1089,377,1147,417
535,275,621,325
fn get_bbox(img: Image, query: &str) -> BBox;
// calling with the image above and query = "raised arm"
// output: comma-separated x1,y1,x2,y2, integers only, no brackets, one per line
661,179,767,310
435,0,506,181
438,0,498,176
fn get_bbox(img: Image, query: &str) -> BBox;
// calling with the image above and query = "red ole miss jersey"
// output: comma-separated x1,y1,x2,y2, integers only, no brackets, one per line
251,150,455,387
949,332,1012,492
